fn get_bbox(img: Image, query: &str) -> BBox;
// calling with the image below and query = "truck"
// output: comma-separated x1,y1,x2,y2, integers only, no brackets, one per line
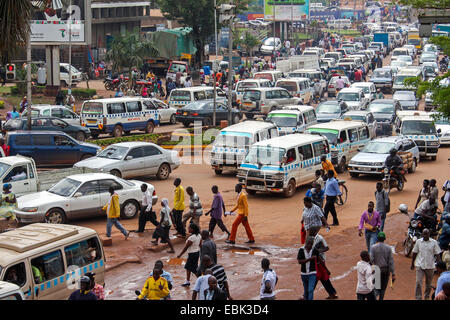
275,56,320,73
0,156,97,197
407,30,422,51
143,27,197,78
373,33,390,51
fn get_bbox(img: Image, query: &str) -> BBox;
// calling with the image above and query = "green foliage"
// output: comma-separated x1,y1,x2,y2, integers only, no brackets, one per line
428,36,450,56
234,31,261,58
91,134,163,147
398,0,450,9
61,89,97,99
0,100,5,109
106,29,159,73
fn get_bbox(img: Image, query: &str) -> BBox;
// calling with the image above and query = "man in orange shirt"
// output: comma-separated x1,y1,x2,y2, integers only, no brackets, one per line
321,155,337,178
225,184,255,245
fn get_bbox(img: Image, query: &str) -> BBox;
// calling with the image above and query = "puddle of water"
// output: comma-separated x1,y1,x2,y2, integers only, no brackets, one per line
167,258,186,266
231,249,268,256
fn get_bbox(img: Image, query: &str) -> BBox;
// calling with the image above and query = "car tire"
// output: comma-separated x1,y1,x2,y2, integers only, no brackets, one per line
91,133,99,139
45,208,66,224
76,132,86,141
203,117,212,126
80,154,93,161
169,114,177,124
232,115,240,124
283,179,296,198
121,200,139,219
408,159,417,173
350,172,360,178
336,157,346,173
110,169,122,178
182,121,191,128
113,125,123,137
431,156,437,161
246,113,254,120
157,163,171,180
145,121,155,134
214,169,223,175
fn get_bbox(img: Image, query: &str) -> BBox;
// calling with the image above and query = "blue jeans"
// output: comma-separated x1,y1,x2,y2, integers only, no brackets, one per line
301,274,317,300
106,218,128,237
365,230,378,254
379,212,386,231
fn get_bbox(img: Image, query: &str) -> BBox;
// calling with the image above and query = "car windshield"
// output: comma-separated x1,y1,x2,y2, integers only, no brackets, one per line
401,120,436,135
214,133,252,148
243,90,261,101
267,114,298,127
97,146,128,160
391,61,406,68
170,90,191,101
0,163,11,178
393,51,407,56
394,75,415,85
368,103,394,113
254,73,273,81
82,102,103,115
343,115,365,121
373,70,390,78
398,56,412,62
353,86,370,94
307,128,339,145
48,178,82,197
237,82,258,91
168,63,187,73
337,92,360,101
244,146,285,166
185,101,211,110
408,39,420,45
276,81,297,92
263,38,275,46
394,92,415,100
361,141,395,154
316,102,340,114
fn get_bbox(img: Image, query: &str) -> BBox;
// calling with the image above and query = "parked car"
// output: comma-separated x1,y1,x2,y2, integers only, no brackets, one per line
7,131,100,166
74,142,181,180
14,173,158,224
340,110,377,138
348,135,419,177
175,100,241,127
393,91,419,110
367,99,402,136
21,105,80,126
3,117,90,141
316,100,349,123
140,98,177,124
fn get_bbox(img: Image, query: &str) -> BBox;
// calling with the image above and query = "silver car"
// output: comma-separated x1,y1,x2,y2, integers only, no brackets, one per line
74,142,181,180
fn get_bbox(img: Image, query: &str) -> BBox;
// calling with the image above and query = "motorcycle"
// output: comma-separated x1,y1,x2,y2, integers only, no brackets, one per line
382,166,405,192
439,63,448,73
403,213,424,257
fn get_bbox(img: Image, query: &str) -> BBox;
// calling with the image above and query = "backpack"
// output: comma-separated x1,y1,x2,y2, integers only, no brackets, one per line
376,190,390,213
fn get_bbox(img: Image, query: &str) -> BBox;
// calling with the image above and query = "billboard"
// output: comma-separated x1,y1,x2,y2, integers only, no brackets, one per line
30,0,90,44
264,0,310,21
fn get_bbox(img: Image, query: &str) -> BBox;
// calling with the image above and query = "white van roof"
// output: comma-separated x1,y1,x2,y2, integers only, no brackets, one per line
397,110,429,119
277,77,310,83
255,71,283,75
397,68,421,76
171,86,214,92
253,133,326,149
83,97,143,104
308,119,367,131
237,79,270,83
400,115,434,122
0,224,98,267
282,105,315,112
220,120,276,134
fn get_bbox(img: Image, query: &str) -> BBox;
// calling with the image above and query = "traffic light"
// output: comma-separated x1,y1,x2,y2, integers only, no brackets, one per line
6,64,15,81
219,4,236,24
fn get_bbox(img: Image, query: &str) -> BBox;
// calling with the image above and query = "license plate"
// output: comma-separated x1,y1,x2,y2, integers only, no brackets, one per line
183,112,188,115
243,102,253,106
359,167,372,171
87,120,97,124
251,185,265,190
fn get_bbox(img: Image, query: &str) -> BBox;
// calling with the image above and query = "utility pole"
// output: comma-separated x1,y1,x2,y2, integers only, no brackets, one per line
26,35,32,130
213,0,218,126
291,0,294,43
68,0,73,110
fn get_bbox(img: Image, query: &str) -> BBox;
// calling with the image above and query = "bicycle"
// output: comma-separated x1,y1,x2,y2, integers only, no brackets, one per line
335,180,348,206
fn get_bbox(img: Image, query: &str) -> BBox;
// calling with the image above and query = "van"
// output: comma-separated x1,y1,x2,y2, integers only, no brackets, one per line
254,71,284,85
0,281,25,300
168,86,226,109
287,69,327,96
210,120,278,174
237,133,331,197
324,51,343,62
267,105,317,135
275,78,313,104
235,79,272,105
395,112,440,160
59,63,82,87
328,19,352,30
393,68,422,92
391,48,409,61
341,43,357,55
0,223,105,300
307,120,372,173
7,131,100,166
80,97,160,138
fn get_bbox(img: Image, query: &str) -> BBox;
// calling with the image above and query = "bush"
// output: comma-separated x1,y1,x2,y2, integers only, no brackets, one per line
61,88,97,99
0,101,4,109
32,86,46,94
90,133,162,147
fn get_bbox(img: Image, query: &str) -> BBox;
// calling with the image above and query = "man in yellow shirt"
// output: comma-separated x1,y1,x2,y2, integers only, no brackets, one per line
137,268,170,300
171,178,186,237
103,186,129,239
225,184,255,245
321,155,337,178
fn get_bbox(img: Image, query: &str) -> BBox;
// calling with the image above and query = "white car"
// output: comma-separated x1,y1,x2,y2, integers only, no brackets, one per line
141,98,177,124
397,55,413,66
21,105,80,126
390,60,407,70
260,37,282,55
350,82,377,101
435,116,450,146
74,142,181,180
422,61,439,75
0,282,25,300
14,173,158,224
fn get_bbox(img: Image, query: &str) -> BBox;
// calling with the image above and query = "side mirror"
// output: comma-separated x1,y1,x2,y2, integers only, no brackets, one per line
437,128,442,133
395,128,400,134
126,156,133,160
74,192,83,198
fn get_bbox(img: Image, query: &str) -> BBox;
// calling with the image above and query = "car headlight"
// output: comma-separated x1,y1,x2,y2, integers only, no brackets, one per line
427,141,439,146
21,207,38,212
267,172,284,180
237,169,247,176
384,168,389,174
411,220,419,228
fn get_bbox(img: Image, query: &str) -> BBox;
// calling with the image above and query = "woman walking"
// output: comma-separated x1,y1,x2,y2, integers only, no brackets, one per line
177,223,202,287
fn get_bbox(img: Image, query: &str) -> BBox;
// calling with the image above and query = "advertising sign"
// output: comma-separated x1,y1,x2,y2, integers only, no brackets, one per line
264,0,310,21
30,0,90,44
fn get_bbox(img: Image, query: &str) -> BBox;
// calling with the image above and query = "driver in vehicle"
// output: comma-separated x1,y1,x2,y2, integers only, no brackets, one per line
384,148,406,182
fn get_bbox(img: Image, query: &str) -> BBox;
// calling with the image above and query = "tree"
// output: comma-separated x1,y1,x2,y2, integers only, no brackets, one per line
156,0,251,67
235,31,261,68
0,0,44,63
105,30,159,86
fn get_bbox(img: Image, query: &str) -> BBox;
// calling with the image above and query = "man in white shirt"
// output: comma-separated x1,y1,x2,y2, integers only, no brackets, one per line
192,269,212,300
356,250,376,300
260,258,277,300
443,180,450,208
137,184,158,233
411,229,442,300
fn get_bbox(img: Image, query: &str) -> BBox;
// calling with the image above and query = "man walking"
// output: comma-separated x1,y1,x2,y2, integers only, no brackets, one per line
192,269,212,300
375,182,390,231
182,186,203,233
321,155,337,178
137,184,158,233
370,232,395,300
297,236,319,300
301,197,329,239
260,258,278,300
356,251,376,300
226,184,255,245
102,186,129,240
171,178,186,237
198,230,217,275
324,170,341,226
205,185,230,238
358,201,381,254
411,228,442,300
201,255,233,300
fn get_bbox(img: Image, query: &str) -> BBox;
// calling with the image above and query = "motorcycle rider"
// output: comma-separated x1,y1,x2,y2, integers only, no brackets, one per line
384,148,406,183
414,195,439,233
313,79,322,103
438,213,450,250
